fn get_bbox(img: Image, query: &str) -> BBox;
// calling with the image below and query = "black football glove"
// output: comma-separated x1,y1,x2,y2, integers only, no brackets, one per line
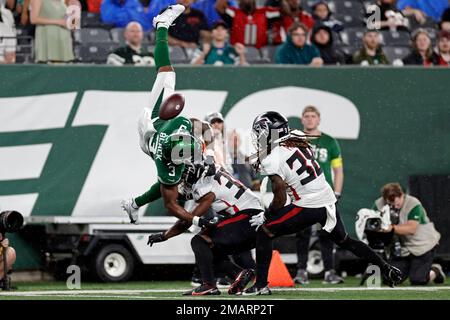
147,232,166,247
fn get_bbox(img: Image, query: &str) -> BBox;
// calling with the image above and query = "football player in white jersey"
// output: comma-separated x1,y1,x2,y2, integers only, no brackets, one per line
145,162,263,296
243,111,404,295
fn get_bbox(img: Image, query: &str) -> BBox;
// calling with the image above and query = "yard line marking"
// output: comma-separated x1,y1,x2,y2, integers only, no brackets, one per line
1,286,450,297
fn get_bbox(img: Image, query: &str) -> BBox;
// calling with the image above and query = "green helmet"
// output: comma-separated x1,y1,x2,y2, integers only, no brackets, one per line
162,129,203,166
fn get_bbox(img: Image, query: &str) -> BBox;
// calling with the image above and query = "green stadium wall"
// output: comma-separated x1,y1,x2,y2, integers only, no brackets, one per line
0,65,449,269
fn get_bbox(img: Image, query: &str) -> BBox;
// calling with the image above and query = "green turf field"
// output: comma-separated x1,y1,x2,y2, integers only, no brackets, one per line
1,277,449,300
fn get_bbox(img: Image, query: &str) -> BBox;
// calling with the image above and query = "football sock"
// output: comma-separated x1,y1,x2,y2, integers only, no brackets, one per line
155,27,171,70
191,235,215,285
338,236,389,271
255,229,273,288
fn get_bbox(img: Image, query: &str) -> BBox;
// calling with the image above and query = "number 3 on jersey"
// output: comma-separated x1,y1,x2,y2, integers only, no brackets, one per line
286,148,323,185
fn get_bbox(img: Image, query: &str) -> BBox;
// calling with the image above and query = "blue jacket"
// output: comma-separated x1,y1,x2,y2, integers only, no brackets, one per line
192,0,237,27
397,0,449,22
275,36,321,65
101,0,152,31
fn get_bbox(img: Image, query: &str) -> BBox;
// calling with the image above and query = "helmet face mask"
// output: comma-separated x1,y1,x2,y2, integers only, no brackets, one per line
251,112,290,154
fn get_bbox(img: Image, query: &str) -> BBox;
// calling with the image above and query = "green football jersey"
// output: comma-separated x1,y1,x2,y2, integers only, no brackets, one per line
149,116,192,185
308,133,342,188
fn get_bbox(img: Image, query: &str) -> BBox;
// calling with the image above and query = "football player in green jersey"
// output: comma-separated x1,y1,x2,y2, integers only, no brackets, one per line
120,5,214,230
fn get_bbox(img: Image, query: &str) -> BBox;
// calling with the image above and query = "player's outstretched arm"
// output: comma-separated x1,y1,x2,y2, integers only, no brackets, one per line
161,184,196,222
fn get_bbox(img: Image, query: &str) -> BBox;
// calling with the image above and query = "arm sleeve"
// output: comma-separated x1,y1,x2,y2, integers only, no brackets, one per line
407,204,426,223
330,138,343,168
135,181,162,206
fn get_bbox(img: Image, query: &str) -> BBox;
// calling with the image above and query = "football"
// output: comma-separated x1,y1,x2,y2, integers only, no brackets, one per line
158,93,185,120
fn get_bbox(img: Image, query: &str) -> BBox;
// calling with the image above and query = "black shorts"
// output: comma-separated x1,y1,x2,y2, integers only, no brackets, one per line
205,209,262,256
264,203,349,243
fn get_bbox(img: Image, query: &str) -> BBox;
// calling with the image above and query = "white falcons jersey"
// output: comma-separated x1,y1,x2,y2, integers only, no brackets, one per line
192,165,263,216
261,146,336,208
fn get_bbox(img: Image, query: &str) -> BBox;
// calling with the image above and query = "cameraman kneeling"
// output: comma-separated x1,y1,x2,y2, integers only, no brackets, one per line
373,183,444,285
0,234,16,283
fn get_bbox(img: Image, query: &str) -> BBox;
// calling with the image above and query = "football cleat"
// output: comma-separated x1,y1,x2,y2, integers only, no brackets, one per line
153,4,185,29
383,264,404,287
294,269,309,285
216,277,232,289
183,283,221,296
323,270,344,284
431,264,446,284
228,269,256,295
242,284,272,296
120,198,139,224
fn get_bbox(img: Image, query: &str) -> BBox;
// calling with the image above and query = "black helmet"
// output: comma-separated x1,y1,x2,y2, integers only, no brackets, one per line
251,111,290,152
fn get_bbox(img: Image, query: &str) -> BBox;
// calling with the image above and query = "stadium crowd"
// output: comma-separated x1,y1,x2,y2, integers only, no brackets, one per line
1,0,449,64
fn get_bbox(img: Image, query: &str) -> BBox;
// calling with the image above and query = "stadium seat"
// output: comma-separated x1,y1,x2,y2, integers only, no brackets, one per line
340,27,365,46
74,28,112,44
328,0,365,16
245,47,266,64
261,45,278,63
169,46,188,64
333,13,364,28
110,28,125,44
81,12,101,28
383,46,410,63
380,30,411,46
74,43,117,63
337,45,357,57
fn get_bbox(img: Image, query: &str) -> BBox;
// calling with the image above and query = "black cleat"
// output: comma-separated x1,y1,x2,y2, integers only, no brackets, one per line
383,265,404,287
183,283,221,296
242,284,272,296
228,269,256,295
431,264,446,284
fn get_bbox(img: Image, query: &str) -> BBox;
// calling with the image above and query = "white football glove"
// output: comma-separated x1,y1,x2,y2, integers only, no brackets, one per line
121,198,140,224
250,212,266,230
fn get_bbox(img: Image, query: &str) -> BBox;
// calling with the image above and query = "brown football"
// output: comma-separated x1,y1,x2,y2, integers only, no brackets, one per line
158,93,185,120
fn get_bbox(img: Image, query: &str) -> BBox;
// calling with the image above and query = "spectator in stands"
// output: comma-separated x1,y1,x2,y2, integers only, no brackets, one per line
168,0,210,49
311,23,345,64
352,30,389,65
275,22,323,65
30,0,74,63
311,0,344,33
191,20,247,65
367,0,409,31
436,30,450,66
440,6,450,31
0,234,16,286
87,0,102,13
192,0,238,28
6,0,31,26
0,4,16,63
397,0,448,22
100,0,151,31
402,28,440,65
269,0,315,45
372,183,444,286
107,21,154,66
216,0,281,48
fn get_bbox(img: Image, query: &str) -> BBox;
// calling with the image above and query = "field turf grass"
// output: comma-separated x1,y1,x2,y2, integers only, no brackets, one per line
1,277,450,300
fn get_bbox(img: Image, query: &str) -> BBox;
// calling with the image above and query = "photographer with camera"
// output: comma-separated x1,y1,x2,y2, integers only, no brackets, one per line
372,183,445,285
0,233,16,285
0,210,23,290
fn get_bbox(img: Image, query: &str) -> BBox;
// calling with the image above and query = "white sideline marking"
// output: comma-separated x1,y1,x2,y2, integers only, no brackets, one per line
1,286,450,297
